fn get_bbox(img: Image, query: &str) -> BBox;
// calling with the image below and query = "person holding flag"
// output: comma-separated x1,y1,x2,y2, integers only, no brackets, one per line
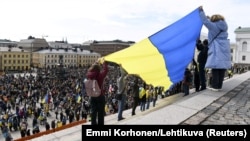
86,58,108,125
199,6,231,91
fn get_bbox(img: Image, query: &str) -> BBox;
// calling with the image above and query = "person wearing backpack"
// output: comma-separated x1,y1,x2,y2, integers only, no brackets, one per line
86,58,108,125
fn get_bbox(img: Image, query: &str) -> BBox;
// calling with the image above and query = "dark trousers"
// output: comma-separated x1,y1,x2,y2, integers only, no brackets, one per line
199,63,206,89
183,84,190,95
90,95,105,125
212,69,226,89
132,97,139,115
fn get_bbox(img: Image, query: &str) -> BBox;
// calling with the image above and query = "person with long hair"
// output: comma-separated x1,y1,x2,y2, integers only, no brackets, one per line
86,58,108,125
199,6,231,91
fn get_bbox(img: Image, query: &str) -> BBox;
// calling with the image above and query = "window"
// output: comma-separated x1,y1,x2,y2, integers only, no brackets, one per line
242,55,246,61
242,41,247,51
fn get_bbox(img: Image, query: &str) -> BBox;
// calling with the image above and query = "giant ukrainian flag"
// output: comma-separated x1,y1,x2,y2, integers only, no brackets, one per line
104,8,202,91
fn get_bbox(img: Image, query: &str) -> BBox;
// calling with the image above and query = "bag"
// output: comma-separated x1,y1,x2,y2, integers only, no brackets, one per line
84,79,101,97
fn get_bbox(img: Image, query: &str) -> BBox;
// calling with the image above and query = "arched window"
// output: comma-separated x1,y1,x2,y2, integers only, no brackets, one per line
242,41,247,51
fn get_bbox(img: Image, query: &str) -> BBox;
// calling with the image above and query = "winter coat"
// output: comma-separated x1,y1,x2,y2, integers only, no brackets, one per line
86,62,108,96
199,11,231,69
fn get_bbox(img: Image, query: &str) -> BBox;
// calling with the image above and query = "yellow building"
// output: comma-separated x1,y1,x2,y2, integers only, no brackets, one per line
0,47,31,72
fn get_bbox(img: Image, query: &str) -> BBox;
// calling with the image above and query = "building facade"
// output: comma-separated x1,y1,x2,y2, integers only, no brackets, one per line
0,47,30,72
89,40,135,56
33,48,101,69
48,40,73,49
234,26,250,71
0,39,17,47
17,38,49,52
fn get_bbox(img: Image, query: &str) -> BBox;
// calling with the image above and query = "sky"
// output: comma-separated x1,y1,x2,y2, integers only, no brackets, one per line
0,0,249,44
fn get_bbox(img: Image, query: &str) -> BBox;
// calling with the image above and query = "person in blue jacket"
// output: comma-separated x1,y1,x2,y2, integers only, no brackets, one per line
199,6,231,91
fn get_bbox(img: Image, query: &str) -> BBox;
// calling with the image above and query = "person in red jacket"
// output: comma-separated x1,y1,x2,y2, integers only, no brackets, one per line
86,58,108,125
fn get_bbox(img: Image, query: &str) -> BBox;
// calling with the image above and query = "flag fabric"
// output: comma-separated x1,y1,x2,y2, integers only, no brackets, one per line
77,94,81,103
104,8,202,91
42,93,49,104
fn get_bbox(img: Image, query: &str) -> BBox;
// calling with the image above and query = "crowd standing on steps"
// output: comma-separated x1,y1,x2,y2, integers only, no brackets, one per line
0,54,241,140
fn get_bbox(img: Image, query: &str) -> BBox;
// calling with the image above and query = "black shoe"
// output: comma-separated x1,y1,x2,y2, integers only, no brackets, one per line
183,94,189,97
199,87,206,91
132,113,135,116
118,117,125,121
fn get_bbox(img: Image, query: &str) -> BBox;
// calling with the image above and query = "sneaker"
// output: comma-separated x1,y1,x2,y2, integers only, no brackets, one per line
211,88,219,92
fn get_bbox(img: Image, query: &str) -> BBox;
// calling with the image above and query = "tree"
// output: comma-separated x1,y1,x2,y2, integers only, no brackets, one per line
28,36,35,39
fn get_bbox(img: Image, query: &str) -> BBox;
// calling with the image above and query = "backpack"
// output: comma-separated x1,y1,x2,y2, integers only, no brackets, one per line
84,79,101,97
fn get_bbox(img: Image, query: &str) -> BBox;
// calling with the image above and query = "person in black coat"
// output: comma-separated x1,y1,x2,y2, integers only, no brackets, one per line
192,59,200,92
45,121,50,131
32,124,40,134
196,39,208,91
26,129,31,136
131,76,140,116
51,120,56,131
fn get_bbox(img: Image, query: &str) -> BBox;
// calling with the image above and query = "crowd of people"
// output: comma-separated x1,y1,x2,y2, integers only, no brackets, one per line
0,6,247,141
0,60,182,140
0,50,243,141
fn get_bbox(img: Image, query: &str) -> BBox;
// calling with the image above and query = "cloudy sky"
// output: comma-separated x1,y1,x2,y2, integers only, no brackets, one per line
0,0,249,43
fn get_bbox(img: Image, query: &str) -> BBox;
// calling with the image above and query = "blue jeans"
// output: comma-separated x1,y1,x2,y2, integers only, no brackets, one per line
140,101,146,111
146,98,151,109
117,94,126,119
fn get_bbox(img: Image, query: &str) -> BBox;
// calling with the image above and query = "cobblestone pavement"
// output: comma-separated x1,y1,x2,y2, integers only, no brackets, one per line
181,78,250,125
